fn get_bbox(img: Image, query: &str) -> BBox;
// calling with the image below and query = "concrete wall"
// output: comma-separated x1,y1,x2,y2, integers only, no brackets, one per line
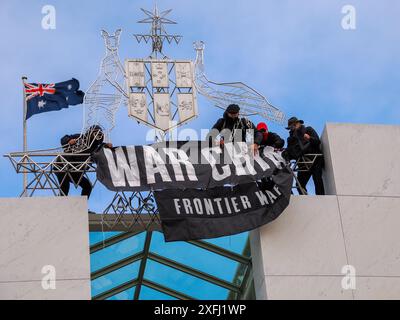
0,197,91,300
251,123,400,299
321,123,400,196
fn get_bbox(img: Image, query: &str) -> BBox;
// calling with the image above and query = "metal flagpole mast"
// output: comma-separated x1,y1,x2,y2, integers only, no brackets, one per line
22,76,28,197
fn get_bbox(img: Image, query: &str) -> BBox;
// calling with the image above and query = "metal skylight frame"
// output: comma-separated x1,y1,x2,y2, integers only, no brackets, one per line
89,229,253,300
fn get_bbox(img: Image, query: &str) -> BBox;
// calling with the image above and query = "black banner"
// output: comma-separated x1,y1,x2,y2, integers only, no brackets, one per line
93,141,287,192
155,167,293,242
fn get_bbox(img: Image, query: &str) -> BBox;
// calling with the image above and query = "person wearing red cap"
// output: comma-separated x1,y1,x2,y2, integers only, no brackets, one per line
256,122,284,150
255,122,285,191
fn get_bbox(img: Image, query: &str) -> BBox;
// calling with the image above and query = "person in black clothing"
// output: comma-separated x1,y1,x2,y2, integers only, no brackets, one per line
284,117,325,195
56,125,112,198
256,122,284,149
255,122,285,191
207,104,263,154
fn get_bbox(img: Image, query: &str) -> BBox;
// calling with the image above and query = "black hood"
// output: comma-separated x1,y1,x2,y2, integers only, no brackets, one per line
223,111,240,124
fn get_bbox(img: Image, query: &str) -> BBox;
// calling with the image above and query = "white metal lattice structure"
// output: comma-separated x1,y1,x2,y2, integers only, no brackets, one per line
125,6,197,135
100,191,161,231
82,29,127,144
4,152,96,197
6,4,290,214
134,5,182,59
193,41,286,124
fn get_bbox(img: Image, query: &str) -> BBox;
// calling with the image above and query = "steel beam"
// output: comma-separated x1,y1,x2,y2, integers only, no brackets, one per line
142,279,196,300
148,252,241,293
91,251,144,280
90,230,144,254
89,213,162,232
187,239,251,265
92,279,139,300
134,231,153,300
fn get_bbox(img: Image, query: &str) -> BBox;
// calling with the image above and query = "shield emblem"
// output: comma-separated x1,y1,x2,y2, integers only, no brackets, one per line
125,59,198,132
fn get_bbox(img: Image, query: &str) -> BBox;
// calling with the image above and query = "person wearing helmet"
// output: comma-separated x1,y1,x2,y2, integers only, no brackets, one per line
256,122,284,150
207,104,263,155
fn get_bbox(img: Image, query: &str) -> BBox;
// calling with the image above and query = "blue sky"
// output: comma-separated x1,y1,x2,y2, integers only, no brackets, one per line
0,0,399,299
1,0,400,199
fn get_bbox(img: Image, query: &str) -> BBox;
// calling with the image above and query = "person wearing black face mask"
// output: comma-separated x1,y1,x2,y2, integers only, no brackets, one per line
207,104,263,155
285,117,325,195
254,122,285,191
256,122,284,150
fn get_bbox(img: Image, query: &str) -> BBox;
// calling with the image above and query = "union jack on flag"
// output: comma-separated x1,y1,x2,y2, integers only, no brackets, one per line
24,78,84,120
24,83,56,101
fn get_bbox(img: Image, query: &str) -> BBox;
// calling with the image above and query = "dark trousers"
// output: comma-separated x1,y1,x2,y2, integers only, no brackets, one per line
297,157,325,195
55,172,92,198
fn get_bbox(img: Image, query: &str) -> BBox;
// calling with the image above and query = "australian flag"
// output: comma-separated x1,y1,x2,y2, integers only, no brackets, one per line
24,78,85,119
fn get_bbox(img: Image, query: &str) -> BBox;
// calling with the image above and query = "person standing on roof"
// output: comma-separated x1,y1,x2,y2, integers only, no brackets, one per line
55,125,113,198
285,116,325,195
255,122,285,191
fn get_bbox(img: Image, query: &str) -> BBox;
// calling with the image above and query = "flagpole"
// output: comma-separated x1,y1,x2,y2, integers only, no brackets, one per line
22,76,28,197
